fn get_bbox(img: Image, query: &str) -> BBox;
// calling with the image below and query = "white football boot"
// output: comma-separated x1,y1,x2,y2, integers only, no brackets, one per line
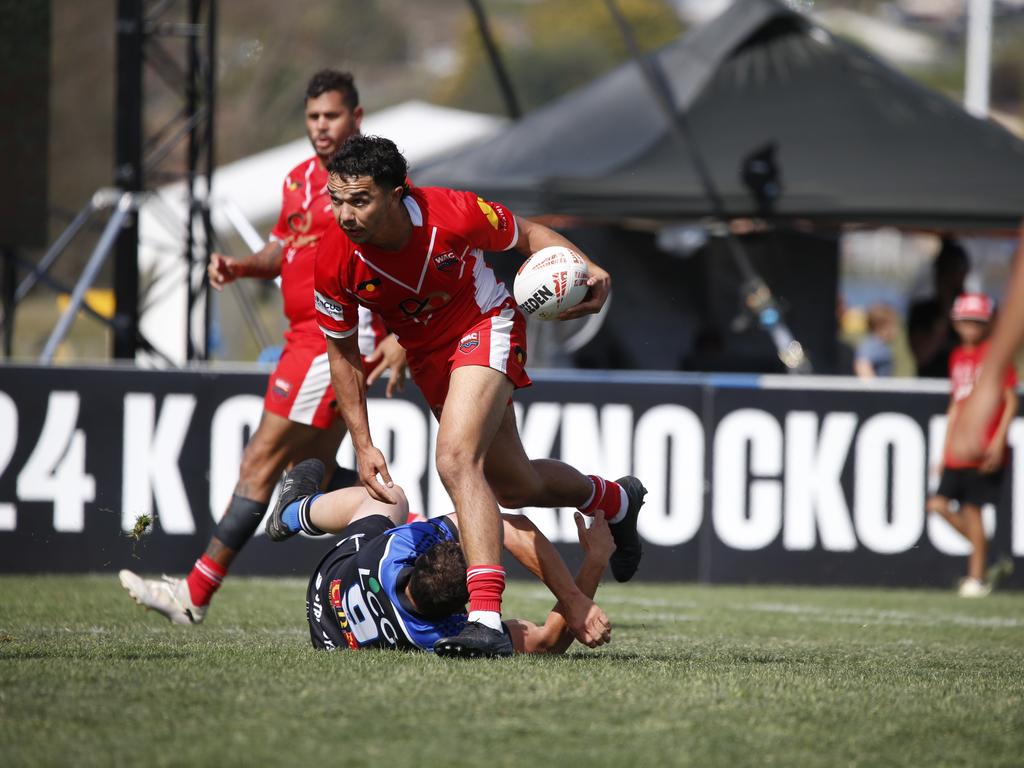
119,570,207,625
957,577,992,599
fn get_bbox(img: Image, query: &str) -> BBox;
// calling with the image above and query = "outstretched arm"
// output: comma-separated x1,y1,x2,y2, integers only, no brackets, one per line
325,333,395,503
207,241,283,289
506,511,616,655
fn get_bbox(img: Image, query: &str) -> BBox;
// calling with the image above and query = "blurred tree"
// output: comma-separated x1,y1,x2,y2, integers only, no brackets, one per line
215,0,412,162
436,0,684,114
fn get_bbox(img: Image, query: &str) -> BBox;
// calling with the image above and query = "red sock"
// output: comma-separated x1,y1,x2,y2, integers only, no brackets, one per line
578,475,628,523
185,555,227,607
466,565,505,614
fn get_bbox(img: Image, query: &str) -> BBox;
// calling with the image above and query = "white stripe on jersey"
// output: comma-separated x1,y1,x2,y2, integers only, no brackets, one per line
319,325,357,340
471,248,510,313
303,158,316,209
504,215,520,251
287,352,331,425
356,306,377,357
488,308,515,374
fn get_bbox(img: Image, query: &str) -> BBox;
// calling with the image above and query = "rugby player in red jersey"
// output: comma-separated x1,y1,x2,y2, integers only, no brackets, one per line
313,136,647,657
120,72,404,625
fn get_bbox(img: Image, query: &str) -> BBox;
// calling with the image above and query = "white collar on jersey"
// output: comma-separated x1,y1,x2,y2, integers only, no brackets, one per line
403,195,423,227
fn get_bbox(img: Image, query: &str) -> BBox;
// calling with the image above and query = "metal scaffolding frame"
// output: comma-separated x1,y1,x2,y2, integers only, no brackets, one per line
113,0,216,360
2,0,217,364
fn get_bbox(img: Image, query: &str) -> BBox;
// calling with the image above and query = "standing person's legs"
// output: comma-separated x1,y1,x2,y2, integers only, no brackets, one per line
926,495,970,538
483,406,646,582
961,504,987,582
483,407,595,509
434,366,515,632
183,411,338,608
120,408,337,624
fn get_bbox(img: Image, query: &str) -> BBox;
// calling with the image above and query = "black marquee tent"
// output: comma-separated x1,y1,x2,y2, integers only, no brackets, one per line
417,0,1024,230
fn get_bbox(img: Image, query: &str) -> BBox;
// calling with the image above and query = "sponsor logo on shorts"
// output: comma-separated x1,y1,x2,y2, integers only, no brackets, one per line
518,285,555,315
513,345,526,366
272,378,291,399
433,250,459,271
459,332,480,353
476,197,509,232
314,290,345,322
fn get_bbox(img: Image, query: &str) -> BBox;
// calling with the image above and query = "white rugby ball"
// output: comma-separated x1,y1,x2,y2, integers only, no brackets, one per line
514,246,590,321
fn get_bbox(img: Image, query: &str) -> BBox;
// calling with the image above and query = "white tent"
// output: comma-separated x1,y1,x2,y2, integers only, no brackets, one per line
137,100,505,365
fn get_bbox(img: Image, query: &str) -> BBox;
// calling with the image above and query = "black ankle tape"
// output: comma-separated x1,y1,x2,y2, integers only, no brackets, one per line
213,494,268,550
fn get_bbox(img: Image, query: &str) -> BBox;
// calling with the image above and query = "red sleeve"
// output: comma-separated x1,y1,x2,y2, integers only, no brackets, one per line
313,226,359,339
269,175,291,242
449,189,519,252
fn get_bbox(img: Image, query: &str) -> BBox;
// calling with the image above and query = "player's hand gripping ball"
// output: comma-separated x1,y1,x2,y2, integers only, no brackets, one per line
514,246,590,321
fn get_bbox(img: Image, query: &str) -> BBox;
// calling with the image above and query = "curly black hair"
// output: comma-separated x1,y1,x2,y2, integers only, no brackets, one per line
326,135,408,191
305,69,359,112
407,540,468,619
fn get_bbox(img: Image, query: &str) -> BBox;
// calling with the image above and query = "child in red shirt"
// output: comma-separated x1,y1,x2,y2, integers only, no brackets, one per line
927,293,1018,597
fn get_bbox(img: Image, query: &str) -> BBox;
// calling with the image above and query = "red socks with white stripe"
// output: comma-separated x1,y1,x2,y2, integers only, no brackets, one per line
578,475,628,524
466,565,506,631
185,555,226,607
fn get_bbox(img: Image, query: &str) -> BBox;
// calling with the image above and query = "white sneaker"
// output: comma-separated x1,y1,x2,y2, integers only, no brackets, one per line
958,577,992,598
119,569,207,625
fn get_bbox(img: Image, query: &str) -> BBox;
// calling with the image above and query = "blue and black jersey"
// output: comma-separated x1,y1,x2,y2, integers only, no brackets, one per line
306,515,467,652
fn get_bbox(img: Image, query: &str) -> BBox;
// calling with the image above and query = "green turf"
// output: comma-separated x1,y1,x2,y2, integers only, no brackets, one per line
1,576,1022,767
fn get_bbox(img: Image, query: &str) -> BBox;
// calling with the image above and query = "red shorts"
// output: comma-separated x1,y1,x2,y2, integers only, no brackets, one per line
407,307,531,416
263,335,375,429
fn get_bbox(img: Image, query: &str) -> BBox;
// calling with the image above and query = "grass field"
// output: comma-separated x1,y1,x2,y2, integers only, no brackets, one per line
1,576,1022,767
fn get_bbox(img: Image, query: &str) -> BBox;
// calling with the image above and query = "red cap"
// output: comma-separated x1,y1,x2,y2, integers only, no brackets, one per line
951,293,993,322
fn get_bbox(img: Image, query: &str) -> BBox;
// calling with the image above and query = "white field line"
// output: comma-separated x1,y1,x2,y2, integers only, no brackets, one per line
743,602,1024,629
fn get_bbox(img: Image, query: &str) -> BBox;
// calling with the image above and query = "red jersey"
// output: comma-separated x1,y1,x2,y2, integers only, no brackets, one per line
945,340,1018,469
271,156,385,354
313,187,520,353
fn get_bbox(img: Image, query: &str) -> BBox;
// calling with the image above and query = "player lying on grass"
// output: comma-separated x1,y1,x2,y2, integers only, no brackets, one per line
269,459,614,655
